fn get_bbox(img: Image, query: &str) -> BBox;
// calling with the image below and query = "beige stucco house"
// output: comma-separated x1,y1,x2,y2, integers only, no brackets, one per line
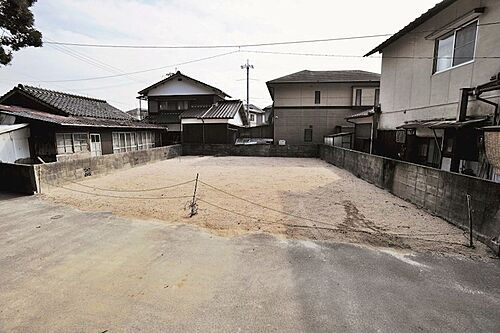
266,70,380,145
366,0,500,180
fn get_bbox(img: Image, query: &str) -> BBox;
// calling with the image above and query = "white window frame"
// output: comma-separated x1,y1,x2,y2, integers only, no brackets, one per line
433,20,478,74
112,131,155,153
56,132,89,154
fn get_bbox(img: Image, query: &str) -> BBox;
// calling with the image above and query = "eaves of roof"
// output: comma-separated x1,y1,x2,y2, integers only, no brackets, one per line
364,0,458,56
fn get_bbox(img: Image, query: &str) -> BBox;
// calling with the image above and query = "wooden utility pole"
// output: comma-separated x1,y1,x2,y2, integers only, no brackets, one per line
241,59,254,124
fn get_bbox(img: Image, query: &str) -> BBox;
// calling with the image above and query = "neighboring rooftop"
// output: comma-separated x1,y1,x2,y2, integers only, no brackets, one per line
0,104,164,129
365,0,458,56
0,84,131,120
267,70,381,84
203,100,243,119
180,100,247,123
243,103,265,114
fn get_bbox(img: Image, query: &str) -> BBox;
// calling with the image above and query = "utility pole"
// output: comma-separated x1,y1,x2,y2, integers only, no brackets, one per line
241,59,254,125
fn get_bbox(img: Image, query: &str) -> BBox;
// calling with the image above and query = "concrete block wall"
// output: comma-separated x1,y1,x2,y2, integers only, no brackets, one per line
182,144,319,158
35,145,181,191
320,145,500,253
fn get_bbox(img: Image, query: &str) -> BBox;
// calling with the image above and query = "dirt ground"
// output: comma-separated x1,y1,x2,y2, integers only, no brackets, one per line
42,156,491,256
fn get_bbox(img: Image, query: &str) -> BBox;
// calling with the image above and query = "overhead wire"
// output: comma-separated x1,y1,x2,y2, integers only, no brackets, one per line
25,50,239,83
41,21,500,49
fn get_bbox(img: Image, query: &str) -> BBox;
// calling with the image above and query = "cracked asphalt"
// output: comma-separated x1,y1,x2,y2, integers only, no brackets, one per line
1,193,499,332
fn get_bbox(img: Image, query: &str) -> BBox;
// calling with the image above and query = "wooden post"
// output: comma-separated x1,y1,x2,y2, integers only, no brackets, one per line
189,173,199,217
466,194,474,248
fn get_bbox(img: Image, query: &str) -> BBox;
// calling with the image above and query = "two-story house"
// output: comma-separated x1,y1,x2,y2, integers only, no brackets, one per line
139,71,248,144
266,70,380,145
365,0,500,180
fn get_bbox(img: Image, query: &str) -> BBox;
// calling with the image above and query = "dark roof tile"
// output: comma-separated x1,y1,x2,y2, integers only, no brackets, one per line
5,84,132,120
0,104,164,130
267,70,380,84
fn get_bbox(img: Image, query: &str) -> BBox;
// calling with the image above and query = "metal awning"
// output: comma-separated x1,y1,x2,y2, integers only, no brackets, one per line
346,108,375,120
397,118,488,129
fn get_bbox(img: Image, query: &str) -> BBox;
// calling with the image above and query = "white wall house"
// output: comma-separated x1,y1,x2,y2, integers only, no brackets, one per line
244,104,267,127
366,0,500,179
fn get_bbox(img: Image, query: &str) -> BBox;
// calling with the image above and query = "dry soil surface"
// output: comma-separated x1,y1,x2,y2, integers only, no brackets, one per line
42,156,490,256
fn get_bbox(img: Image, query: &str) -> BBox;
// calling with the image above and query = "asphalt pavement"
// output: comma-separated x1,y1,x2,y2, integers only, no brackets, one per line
1,193,499,332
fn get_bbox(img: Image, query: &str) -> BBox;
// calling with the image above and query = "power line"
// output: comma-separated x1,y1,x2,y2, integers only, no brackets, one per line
25,50,239,83
41,21,500,50
44,33,393,49
243,49,500,60
46,40,145,84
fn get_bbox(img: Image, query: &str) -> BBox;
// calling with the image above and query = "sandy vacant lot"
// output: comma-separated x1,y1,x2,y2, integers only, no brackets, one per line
43,156,488,255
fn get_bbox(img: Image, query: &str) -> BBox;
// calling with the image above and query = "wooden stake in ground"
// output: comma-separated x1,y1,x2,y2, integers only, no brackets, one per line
189,173,199,217
466,194,474,248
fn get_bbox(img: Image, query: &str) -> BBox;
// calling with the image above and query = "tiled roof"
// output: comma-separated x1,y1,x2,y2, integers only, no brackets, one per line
365,0,458,56
202,100,243,119
267,70,380,84
1,84,132,120
0,104,165,130
179,105,212,119
145,101,247,125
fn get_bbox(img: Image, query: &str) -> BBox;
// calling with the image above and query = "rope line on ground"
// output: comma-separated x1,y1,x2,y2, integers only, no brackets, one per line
47,182,192,200
67,178,195,193
197,198,465,245
198,180,466,239
199,180,339,228
197,198,340,232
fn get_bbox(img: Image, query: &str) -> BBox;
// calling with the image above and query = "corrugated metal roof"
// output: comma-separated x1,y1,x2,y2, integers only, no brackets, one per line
398,117,488,129
202,100,243,119
0,105,165,130
365,0,458,56
267,70,380,84
346,109,375,120
179,105,212,119
0,84,132,120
